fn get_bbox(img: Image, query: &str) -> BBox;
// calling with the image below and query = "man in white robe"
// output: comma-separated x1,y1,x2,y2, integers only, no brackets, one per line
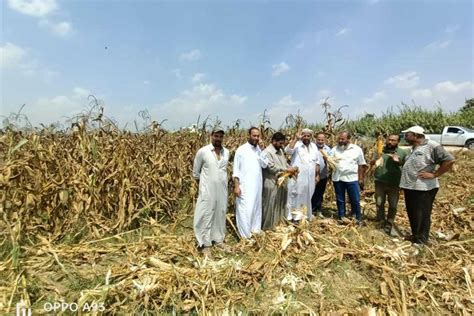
285,128,320,221
193,127,230,255
233,127,268,239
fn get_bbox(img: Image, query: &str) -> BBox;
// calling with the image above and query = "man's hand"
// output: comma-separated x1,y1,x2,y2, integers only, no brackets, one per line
295,128,302,140
359,180,365,191
234,186,241,197
390,153,400,163
315,174,320,183
417,171,436,179
258,138,265,149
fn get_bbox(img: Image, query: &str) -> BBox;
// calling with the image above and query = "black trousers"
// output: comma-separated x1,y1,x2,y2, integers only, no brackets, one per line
311,178,328,212
403,188,438,244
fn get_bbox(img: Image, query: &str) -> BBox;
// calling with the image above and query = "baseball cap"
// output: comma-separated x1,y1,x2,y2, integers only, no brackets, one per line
212,126,225,134
402,125,425,135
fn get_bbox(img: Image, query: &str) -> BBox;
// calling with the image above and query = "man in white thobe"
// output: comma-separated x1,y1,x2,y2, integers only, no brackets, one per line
285,128,320,221
193,127,230,255
233,127,268,239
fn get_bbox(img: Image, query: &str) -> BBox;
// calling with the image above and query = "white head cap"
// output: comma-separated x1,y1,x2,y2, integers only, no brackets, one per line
402,125,425,135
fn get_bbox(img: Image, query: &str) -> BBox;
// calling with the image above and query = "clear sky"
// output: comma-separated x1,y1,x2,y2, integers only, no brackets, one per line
1,0,473,129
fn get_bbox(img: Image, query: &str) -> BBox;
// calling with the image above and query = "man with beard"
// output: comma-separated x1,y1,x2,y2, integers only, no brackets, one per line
192,127,230,256
262,132,298,230
331,131,367,224
285,128,320,222
400,126,454,245
311,132,332,218
233,127,269,239
370,134,408,235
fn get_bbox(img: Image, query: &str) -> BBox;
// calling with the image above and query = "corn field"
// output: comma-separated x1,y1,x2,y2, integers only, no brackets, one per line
1,106,473,314
312,102,474,137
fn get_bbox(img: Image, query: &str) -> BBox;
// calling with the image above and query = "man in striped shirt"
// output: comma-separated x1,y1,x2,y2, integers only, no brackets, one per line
400,126,455,245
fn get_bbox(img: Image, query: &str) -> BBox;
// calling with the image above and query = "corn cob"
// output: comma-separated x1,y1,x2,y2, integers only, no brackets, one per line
277,167,299,187
319,148,339,171
375,136,385,168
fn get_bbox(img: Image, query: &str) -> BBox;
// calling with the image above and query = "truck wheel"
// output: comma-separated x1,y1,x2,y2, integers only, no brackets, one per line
466,140,474,150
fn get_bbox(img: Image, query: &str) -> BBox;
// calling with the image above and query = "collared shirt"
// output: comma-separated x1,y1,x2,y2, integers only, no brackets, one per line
373,147,408,186
331,143,366,182
315,144,331,179
400,140,454,191
192,144,229,181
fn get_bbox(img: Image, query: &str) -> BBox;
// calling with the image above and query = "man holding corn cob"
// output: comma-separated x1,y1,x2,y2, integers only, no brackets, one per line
331,131,367,224
192,127,230,256
370,134,408,235
262,132,298,230
233,127,269,239
285,128,320,222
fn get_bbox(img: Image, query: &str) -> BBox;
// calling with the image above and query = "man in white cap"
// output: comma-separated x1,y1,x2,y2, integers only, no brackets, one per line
285,128,320,222
192,127,230,256
400,125,455,245
233,127,268,239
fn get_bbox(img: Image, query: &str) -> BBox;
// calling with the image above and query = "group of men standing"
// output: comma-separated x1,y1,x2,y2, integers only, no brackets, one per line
192,125,454,255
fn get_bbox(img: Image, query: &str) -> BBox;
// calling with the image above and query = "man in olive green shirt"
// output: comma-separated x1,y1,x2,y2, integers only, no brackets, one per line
370,134,408,235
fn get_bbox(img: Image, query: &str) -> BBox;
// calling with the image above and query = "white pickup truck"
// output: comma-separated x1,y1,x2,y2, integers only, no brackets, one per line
427,126,474,149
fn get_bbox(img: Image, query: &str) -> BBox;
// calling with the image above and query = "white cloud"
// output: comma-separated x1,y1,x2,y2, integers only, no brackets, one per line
0,42,26,68
425,40,451,50
7,87,94,126
7,0,57,17
272,62,290,77
276,95,300,107
151,83,247,128
265,95,301,126
8,0,73,37
384,72,420,89
0,42,58,80
335,28,350,36
72,87,91,98
433,81,474,94
444,24,460,33
39,20,72,37
409,81,474,111
363,90,386,104
143,80,150,85
179,49,202,62
295,42,305,49
411,88,432,98
264,94,339,127
191,73,206,83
